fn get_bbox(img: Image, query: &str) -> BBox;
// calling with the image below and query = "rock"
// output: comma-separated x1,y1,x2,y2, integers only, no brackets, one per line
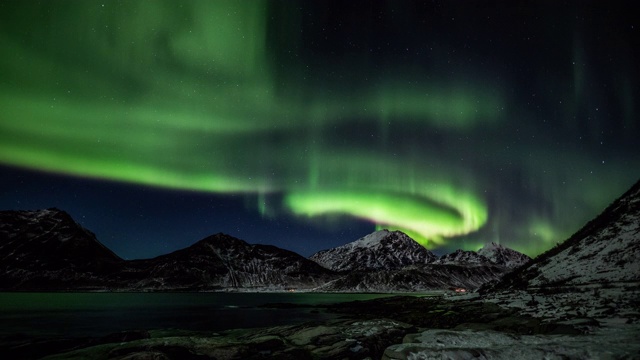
288,325,338,346
44,319,414,360
382,326,640,360
97,330,151,345
109,344,211,360
119,351,171,360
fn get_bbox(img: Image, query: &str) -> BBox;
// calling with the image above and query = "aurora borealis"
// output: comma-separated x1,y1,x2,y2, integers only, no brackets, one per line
0,1,638,259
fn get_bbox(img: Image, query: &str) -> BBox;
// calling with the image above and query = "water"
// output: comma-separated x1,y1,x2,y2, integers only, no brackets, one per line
0,292,413,338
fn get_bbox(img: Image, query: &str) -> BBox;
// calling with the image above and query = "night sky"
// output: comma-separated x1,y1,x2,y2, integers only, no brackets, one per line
1,1,638,260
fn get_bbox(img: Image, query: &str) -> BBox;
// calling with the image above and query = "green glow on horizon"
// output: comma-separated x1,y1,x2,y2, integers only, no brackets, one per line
286,183,488,248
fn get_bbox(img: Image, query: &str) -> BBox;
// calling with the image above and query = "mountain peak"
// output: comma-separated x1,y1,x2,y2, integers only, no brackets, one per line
0,208,123,289
197,232,244,245
1,208,97,245
349,229,397,248
309,230,436,272
133,230,335,291
483,241,500,249
436,249,489,265
477,242,531,268
433,243,529,269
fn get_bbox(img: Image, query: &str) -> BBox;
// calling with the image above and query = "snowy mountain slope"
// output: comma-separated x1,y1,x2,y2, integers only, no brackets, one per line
0,208,123,290
309,229,437,272
434,249,491,266
434,245,529,269
477,242,531,268
385,181,640,360
489,179,640,291
384,325,640,360
118,233,338,291
308,230,530,292
314,264,506,292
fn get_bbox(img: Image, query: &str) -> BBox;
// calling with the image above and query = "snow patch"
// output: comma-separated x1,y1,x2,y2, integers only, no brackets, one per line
349,229,391,248
384,325,640,360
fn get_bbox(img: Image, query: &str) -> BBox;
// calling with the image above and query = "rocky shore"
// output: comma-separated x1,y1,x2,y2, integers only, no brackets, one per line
6,293,633,360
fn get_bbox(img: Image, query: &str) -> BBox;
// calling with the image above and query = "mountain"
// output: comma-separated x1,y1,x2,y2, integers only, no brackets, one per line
315,264,507,292
434,249,491,266
488,179,640,291
477,242,531,269
0,209,335,291
309,229,437,272
308,230,530,292
0,208,123,290
0,208,532,292
121,233,336,291
434,245,529,269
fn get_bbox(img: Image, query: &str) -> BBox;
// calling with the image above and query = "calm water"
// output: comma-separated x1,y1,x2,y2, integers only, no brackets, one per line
0,292,415,338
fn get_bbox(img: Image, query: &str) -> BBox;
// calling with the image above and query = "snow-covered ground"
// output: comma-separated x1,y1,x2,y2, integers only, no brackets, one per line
483,284,640,323
383,284,640,359
383,323,640,360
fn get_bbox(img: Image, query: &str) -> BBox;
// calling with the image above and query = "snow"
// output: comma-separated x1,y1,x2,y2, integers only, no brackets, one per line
308,230,530,291
527,219,640,287
514,182,640,289
433,244,529,269
435,249,490,265
477,242,531,268
483,284,640,323
349,229,392,248
347,319,406,337
384,324,640,360
309,229,436,272
393,182,640,359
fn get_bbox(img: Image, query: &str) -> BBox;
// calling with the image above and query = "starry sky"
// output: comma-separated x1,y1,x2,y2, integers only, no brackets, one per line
0,1,638,260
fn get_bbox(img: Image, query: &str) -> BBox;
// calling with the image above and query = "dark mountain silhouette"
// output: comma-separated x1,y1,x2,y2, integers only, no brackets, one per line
0,208,123,290
120,233,336,291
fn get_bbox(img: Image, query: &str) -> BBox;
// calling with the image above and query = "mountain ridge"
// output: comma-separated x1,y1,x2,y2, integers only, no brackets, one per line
0,208,124,290
123,232,336,291
309,229,437,272
485,179,640,292
0,208,532,292
477,242,531,268
307,229,530,292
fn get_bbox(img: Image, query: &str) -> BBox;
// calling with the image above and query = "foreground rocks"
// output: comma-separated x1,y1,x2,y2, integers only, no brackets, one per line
0,330,151,360
42,318,413,360
382,325,640,360
32,295,597,360
326,295,582,335
0,294,631,359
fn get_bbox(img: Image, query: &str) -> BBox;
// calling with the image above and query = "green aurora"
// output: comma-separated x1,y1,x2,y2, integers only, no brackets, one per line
0,1,638,256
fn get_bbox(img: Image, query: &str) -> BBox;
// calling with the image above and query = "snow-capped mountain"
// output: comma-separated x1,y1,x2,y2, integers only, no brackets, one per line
0,208,124,290
123,233,336,291
309,229,437,272
434,249,491,266
315,264,507,292
434,245,529,269
0,208,532,292
477,242,531,269
308,230,531,292
490,179,640,291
